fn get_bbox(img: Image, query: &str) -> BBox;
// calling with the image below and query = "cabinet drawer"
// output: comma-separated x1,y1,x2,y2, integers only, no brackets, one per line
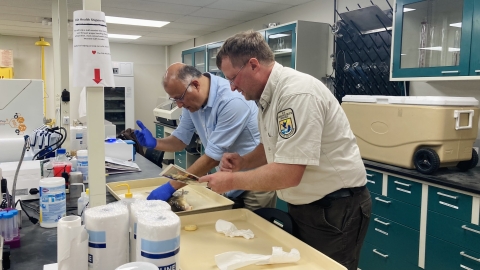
175,150,186,160
428,186,472,222
366,170,383,194
427,210,480,253
372,195,421,230
155,124,164,138
387,176,422,207
365,214,419,265
426,236,480,270
359,242,419,270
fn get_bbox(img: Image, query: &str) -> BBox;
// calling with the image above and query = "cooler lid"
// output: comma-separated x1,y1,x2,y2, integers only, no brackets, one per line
342,95,479,106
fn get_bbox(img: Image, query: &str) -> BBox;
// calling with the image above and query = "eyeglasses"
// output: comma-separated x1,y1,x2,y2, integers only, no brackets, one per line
227,63,247,85
168,80,192,102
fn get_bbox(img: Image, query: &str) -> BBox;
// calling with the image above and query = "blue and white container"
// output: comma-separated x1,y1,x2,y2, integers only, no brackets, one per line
136,211,180,270
77,150,88,183
39,177,66,228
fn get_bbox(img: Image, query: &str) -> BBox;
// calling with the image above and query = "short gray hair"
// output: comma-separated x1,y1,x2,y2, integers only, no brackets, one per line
216,30,274,69
176,65,202,84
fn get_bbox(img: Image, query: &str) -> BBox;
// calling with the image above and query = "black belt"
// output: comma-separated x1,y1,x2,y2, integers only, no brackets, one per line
310,185,366,207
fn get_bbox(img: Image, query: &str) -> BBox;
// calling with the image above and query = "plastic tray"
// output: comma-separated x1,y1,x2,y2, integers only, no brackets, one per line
177,209,347,270
106,177,233,216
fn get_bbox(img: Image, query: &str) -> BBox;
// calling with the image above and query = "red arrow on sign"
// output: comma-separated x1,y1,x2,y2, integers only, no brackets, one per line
93,69,102,84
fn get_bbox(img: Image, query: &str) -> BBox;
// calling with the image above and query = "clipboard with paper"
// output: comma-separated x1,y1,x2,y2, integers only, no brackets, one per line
160,164,205,186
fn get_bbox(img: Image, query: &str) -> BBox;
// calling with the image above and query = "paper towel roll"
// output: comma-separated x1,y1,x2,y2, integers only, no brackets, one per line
136,211,180,269
85,202,129,270
129,200,171,262
57,216,88,270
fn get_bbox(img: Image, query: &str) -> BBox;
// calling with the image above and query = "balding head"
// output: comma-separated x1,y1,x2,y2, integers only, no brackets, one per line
163,63,202,89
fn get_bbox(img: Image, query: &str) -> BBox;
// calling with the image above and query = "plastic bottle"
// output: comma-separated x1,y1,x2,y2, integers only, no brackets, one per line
77,188,90,222
4,212,13,241
70,157,78,172
39,177,66,228
116,184,136,213
10,209,18,237
53,149,72,189
41,158,54,178
76,150,88,183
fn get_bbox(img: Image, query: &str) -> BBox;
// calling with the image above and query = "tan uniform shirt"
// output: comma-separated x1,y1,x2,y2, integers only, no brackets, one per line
258,62,366,205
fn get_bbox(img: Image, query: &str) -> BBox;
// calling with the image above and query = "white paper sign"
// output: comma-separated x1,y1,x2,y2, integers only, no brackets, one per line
73,10,114,87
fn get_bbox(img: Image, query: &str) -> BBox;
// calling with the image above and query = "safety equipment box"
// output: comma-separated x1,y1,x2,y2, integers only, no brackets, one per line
342,95,479,174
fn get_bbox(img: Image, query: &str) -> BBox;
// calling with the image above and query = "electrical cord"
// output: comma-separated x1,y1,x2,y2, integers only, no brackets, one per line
18,200,38,225
32,126,67,160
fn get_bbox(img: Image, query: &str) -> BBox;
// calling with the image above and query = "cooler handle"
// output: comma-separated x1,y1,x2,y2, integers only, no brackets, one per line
454,110,474,130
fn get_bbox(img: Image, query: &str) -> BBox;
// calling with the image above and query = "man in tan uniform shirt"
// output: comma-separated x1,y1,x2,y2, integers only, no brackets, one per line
199,30,372,270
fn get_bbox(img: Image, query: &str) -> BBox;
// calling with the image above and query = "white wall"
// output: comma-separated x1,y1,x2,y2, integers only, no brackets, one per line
0,35,167,133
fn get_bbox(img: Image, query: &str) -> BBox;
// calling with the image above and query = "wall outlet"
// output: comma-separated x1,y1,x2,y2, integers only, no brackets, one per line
62,116,70,125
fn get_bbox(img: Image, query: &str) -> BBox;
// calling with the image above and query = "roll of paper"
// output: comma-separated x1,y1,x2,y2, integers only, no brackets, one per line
136,211,180,269
130,199,171,262
57,216,88,270
85,202,129,270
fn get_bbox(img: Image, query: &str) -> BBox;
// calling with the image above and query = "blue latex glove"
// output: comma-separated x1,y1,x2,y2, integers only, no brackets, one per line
147,182,176,201
134,120,157,149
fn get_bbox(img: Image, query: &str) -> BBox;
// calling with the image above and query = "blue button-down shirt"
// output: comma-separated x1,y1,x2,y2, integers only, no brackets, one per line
172,73,260,162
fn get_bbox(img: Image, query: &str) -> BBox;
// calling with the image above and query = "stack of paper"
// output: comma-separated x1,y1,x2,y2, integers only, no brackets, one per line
105,157,141,175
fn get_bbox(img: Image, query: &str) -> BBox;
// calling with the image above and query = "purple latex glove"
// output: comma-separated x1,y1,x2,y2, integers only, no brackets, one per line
147,182,176,201
134,120,157,149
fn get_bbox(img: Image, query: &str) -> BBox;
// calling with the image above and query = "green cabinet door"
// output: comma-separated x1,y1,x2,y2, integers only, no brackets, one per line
366,170,383,195
359,241,419,270
427,210,480,252
425,235,480,270
392,0,474,78
387,176,422,207
366,214,419,265
428,186,472,222
175,150,186,169
372,195,421,230
155,124,164,139
265,23,296,69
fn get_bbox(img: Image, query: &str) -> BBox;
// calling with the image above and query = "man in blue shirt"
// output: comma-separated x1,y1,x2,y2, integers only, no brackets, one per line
134,63,276,210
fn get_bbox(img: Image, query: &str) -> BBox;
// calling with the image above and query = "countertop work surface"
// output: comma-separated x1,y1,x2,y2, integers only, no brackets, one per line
364,159,480,195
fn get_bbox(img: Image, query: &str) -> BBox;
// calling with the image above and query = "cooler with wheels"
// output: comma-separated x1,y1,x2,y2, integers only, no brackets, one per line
341,95,479,174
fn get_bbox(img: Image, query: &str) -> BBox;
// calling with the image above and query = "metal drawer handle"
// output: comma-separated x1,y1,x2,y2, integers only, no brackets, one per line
367,180,375,184
375,197,391,204
366,174,373,177
394,181,411,187
462,225,480,235
441,70,459,74
460,264,474,270
373,249,389,258
475,70,480,73
374,218,390,226
460,251,480,262
437,192,458,200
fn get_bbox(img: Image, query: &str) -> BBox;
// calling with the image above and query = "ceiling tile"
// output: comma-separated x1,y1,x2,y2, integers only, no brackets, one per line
250,0,312,5
189,8,266,21
206,0,292,14
100,7,183,22
101,0,201,15
0,6,51,17
174,16,244,26
102,0,218,7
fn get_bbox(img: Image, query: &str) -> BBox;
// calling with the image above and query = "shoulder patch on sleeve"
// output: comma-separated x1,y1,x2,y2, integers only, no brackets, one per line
277,108,296,139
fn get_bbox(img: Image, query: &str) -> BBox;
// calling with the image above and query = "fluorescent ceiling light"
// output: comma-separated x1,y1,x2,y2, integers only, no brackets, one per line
269,33,290,39
401,54,407,56
108,34,141,39
449,22,462,28
105,16,170,28
274,49,292,53
419,46,442,51
403,8,415,12
418,47,460,52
